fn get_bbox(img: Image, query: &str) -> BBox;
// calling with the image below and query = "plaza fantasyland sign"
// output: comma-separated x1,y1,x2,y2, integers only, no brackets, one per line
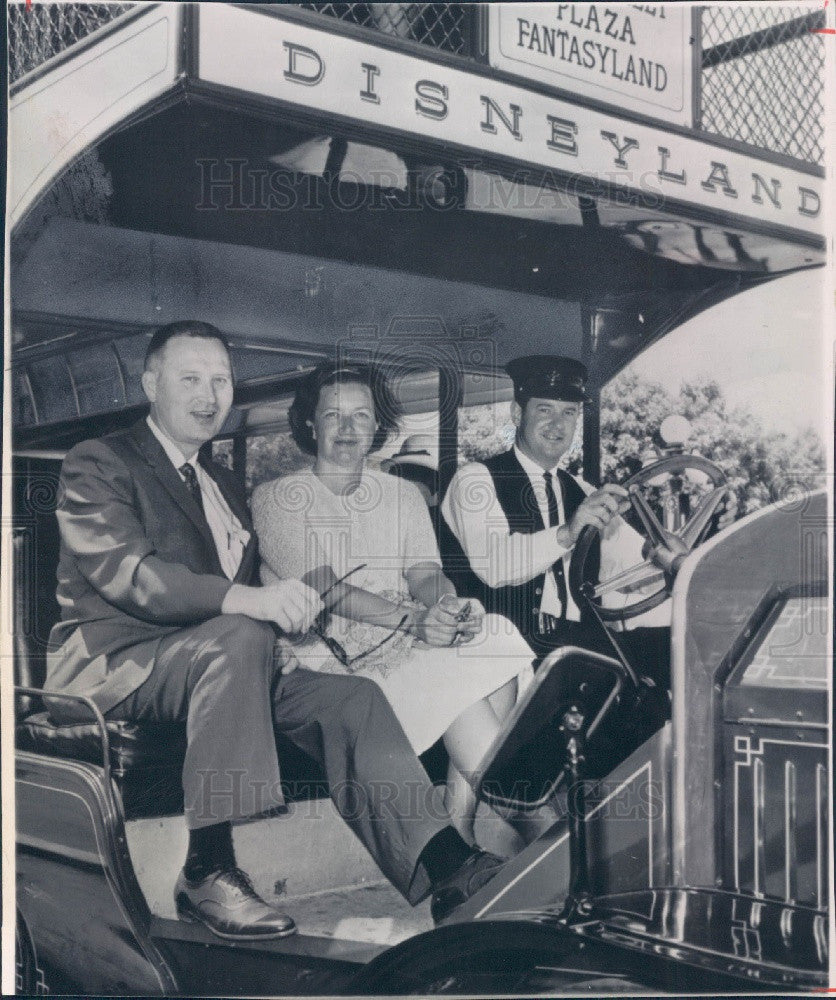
489,4,693,126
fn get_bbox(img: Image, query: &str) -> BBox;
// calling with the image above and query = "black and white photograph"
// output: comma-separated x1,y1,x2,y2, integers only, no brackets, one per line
3,1,833,995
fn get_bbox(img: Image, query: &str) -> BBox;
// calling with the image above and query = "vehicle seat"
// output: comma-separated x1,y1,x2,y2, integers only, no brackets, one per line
16,711,189,817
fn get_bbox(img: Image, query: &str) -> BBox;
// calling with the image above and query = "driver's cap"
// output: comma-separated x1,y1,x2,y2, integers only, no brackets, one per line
505,355,588,403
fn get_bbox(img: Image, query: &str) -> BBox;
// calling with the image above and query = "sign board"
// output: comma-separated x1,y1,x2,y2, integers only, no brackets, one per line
194,5,822,241
488,3,694,127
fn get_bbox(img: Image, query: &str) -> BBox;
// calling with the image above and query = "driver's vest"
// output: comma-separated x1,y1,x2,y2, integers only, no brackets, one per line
441,448,600,643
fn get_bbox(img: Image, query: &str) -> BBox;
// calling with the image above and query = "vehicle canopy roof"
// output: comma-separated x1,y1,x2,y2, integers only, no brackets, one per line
9,4,825,447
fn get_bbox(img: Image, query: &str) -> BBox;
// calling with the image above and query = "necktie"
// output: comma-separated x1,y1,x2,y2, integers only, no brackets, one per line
543,471,568,618
179,462,205,516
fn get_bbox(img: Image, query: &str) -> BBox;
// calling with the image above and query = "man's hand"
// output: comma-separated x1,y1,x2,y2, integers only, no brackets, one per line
222,580,323,634
559,483,629,546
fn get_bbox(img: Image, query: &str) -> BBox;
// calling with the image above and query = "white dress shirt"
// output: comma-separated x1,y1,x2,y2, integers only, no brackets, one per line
146,417,250,580
511,445,581,619
442,445,669,628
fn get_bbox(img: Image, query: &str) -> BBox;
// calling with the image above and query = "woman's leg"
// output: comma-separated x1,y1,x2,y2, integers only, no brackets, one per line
444,760,478,845
487,676,517,719
442,679,518,842
442,679,516,775
444,677,560,847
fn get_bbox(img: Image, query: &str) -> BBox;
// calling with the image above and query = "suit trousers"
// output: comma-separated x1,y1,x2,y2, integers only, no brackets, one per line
106,613,449,903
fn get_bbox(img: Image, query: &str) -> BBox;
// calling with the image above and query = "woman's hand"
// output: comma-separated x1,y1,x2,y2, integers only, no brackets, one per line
274,637,301,674
412,595,485,646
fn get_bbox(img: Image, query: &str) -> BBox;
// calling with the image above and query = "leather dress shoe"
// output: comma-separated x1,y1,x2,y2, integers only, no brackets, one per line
174,866,297,940
430,850,506,924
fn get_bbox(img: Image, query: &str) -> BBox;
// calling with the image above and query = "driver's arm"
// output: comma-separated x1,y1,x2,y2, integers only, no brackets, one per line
442,462,574,588
564,479,649,582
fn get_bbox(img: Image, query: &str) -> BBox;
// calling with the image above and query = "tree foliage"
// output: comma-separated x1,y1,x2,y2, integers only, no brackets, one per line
458,400,583,475
245,431,312,493
600,369,825,514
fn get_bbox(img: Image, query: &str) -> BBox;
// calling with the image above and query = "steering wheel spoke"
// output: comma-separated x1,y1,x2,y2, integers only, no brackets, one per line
627,485,668,549
678,486,727,550
589,560,665,600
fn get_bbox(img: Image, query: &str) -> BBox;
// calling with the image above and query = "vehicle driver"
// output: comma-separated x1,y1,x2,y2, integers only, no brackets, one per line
45,320,509,941
441,354,736,672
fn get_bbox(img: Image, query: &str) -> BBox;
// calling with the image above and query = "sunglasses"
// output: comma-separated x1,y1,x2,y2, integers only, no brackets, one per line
315,565,410,668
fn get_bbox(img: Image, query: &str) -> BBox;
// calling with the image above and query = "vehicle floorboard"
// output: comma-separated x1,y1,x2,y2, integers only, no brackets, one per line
149,879,431,951
150,916,377,995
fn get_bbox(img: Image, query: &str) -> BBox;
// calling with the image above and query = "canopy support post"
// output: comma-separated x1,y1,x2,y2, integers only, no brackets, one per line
581,306,601,487
438,364,462,504
232,433,247,489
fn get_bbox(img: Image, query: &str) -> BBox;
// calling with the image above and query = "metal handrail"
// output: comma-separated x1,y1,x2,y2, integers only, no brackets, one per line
701,10,825,69
15,685,113,792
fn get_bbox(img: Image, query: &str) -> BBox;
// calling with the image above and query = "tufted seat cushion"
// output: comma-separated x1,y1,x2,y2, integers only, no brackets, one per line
16,711,333,818
16,712,187,818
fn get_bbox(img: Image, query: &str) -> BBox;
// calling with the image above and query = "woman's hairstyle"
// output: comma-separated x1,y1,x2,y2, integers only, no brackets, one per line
289,361,402,456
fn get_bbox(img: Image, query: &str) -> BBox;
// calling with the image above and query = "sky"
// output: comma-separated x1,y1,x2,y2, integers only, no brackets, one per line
630,267,832,440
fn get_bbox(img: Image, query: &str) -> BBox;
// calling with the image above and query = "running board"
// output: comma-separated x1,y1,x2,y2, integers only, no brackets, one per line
150,917,383,996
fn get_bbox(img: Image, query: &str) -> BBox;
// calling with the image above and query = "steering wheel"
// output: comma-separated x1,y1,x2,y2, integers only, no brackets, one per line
569,454,727,622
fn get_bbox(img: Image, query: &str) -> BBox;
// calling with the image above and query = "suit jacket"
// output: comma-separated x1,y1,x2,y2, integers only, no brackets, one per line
46,419,259,716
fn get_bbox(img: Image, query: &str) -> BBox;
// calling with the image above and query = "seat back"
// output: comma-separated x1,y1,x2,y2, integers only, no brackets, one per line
12,456,63,718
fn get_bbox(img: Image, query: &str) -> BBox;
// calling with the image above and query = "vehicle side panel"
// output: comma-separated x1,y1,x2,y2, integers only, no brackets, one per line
454,724,672,921
16,752,176,995
721,720,828,907
671,490,829,889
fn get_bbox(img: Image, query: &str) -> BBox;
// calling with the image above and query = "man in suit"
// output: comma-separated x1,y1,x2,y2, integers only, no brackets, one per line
47,321,506,939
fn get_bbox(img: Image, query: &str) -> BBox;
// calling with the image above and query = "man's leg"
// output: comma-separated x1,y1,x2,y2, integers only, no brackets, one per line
108,614,296,939
272,668,454,904
110,614,284,826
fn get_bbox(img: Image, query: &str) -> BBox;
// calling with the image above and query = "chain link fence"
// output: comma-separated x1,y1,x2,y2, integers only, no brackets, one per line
299,2,468,53
8,3,135,84
698,6,825,164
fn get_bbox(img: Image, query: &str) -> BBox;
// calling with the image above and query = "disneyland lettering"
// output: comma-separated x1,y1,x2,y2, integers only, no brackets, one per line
280,41,821,222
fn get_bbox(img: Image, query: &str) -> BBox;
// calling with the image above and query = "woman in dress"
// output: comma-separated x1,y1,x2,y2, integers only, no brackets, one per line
252,361,536,843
